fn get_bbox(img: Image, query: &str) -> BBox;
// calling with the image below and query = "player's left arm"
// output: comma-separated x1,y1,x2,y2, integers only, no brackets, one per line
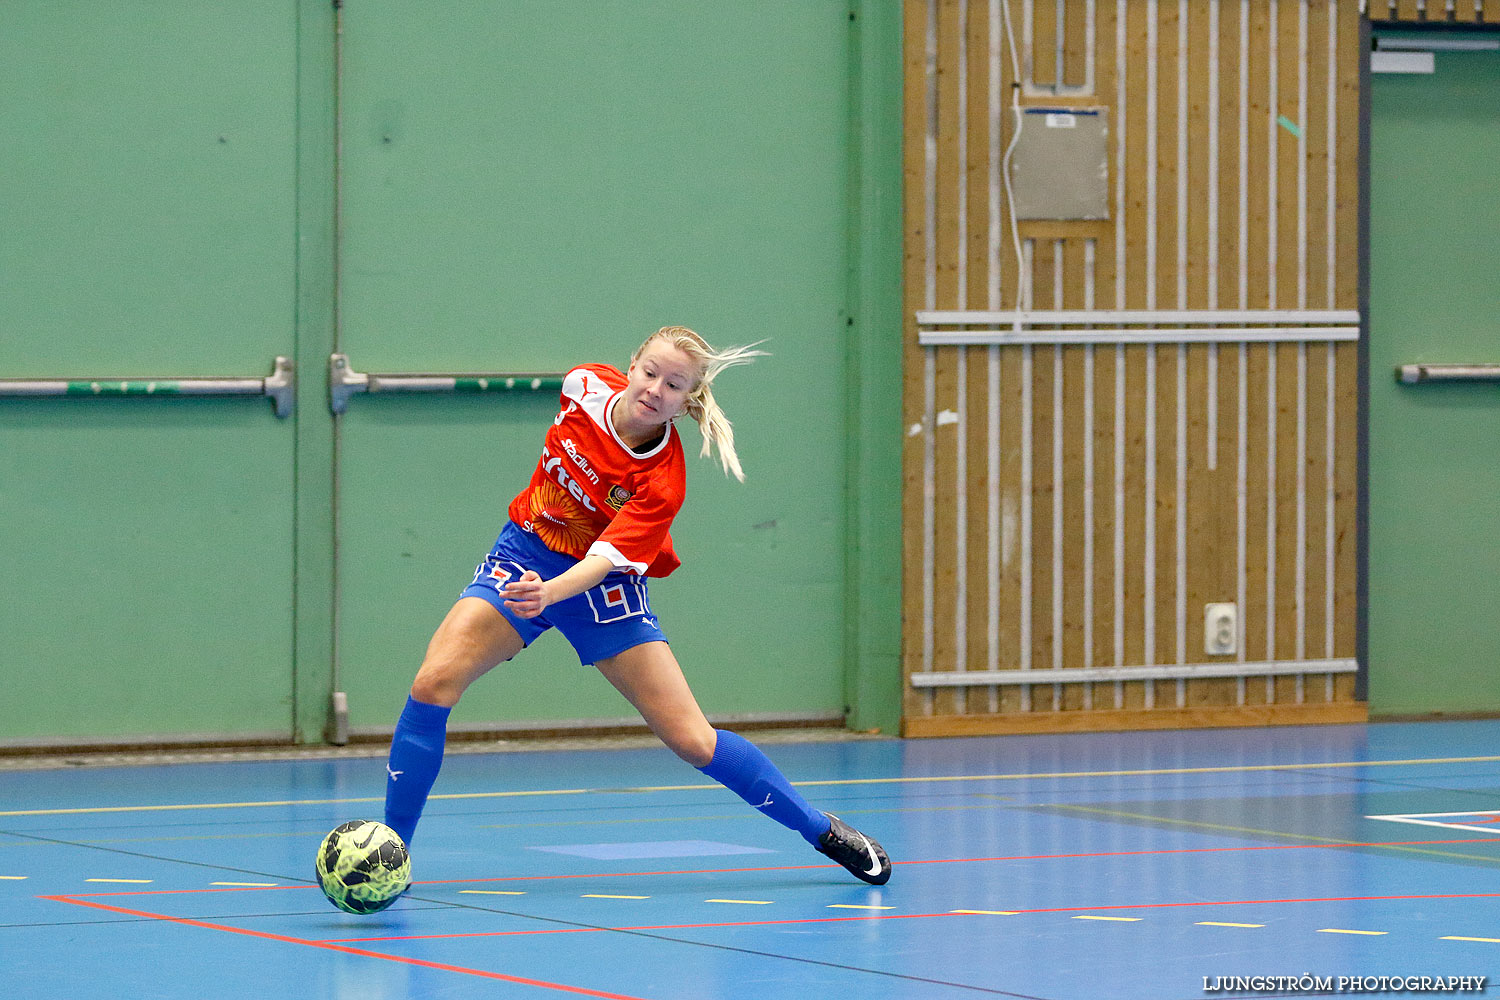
501,554,614,619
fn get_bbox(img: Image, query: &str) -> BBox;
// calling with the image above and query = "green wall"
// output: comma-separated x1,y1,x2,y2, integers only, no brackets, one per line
0,2,902,746
1366,38,1500,714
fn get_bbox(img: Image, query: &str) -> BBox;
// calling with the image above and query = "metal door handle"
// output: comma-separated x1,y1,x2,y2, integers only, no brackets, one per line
1396,364,1500,384
329,353,563,414
0,356,295,417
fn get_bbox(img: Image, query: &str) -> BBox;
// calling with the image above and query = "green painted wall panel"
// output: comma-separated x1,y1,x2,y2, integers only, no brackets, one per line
1368,46,1500,714
0,2,904,745
335,3,854,730
0,403,295,742
0,4,300,743
0,3,299,373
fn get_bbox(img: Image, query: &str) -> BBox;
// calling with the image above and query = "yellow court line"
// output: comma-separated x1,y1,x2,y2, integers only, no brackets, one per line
1443,936,1500,944
582,894,649,900
1197,921,1265,928
826,904,895,911
0,788,586,819
1318,928,1387,936
7,754,1500,818
0,875,28,880
950,909,1019,915
85,878,152,884
1073,915,1141,922
705,899,773,905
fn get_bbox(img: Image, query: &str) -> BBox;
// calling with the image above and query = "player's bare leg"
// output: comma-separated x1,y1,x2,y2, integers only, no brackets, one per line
594,640,716,766
411,597,526,707
385,598,525,845
595,641,891,884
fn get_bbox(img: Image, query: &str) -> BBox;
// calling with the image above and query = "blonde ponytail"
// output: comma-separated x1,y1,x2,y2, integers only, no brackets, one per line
630,326,767,482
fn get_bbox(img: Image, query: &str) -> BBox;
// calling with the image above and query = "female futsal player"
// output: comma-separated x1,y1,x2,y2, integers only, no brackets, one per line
382,326,891,885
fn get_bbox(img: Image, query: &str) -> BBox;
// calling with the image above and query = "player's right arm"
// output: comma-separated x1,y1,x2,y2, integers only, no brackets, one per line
500,553,614,619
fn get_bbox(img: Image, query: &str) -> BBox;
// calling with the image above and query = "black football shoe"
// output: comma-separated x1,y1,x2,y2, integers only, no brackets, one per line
816,813,892,885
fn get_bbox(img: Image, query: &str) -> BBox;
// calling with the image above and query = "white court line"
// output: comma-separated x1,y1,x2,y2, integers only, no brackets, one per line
1366,810,1500,836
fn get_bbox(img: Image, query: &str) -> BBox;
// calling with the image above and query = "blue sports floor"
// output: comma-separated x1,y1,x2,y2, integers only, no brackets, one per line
5,721,1500,999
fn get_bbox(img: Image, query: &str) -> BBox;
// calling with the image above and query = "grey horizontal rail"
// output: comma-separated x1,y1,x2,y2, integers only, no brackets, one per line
909,657,1359,688
1396,363,1500,385
917,308,1361,346
0,356,294,417
329,354,565,414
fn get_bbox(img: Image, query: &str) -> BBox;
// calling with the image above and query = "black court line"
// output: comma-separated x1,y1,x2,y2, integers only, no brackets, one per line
8,824,1043,997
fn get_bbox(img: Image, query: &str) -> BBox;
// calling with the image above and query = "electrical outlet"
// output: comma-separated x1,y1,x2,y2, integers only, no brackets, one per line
1204,603,1238,656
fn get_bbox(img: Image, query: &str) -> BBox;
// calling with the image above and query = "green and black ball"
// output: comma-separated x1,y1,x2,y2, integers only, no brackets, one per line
314,820,411,914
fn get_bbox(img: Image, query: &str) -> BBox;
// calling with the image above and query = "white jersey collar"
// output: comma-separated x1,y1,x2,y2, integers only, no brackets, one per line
600,388,674,459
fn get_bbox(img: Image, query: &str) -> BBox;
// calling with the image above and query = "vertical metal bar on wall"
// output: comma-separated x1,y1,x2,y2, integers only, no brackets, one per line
1175,0,1189,704
1113,0,1127,708
1236,0,1250,702
921,0,939,712
1144,0,1159,707
1083,238,1097,708
1207,0,1221,472
1021,239,1035,710
954,0,971,698
1297,339,1309,671
1266,342,1278,701
987,340,1001,712
987,0,1003,714
1265,0,1280,702
1324,0,1339,697
1052,242,1065,708
1296,0,1311,698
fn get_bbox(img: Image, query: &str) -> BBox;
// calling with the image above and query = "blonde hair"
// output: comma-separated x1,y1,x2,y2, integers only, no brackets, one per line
630,326,767,482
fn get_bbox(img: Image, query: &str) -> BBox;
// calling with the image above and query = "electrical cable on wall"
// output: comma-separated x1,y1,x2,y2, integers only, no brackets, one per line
998,0,1027,326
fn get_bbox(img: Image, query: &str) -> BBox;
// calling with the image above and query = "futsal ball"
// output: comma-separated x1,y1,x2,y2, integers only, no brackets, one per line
314,820,411,914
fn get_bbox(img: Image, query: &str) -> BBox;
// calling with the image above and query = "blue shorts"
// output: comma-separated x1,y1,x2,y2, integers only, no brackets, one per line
459,521,667,666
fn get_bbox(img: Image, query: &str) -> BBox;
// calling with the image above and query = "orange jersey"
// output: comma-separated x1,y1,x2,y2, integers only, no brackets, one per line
507,364,686,577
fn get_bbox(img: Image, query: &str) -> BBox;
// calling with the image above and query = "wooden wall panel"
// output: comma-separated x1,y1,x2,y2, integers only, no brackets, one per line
903,0,1367,736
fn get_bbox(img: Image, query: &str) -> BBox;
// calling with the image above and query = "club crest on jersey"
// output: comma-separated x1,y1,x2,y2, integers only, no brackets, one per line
605,485,634,511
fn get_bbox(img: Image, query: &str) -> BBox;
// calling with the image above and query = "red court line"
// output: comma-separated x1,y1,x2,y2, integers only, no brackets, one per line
55,835,1500,899
323,891,1500,944
40,895,649,1000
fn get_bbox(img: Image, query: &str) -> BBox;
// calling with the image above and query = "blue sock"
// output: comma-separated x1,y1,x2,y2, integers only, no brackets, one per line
697,729,831,846
383,695,451,846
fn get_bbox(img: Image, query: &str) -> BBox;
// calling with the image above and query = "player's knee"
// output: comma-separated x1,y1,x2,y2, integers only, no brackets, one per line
410,660,467,708
664,726,716,769
409,673,455,708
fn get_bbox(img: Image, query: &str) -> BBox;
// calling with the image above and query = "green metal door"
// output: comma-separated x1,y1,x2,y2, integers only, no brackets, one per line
333,4,855,734
1368,41,1500,713
0,5,301,744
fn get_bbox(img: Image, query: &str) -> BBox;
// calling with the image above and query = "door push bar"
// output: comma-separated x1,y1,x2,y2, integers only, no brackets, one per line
0,356,295,417
329,353,564,414
1396,363,1500,384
